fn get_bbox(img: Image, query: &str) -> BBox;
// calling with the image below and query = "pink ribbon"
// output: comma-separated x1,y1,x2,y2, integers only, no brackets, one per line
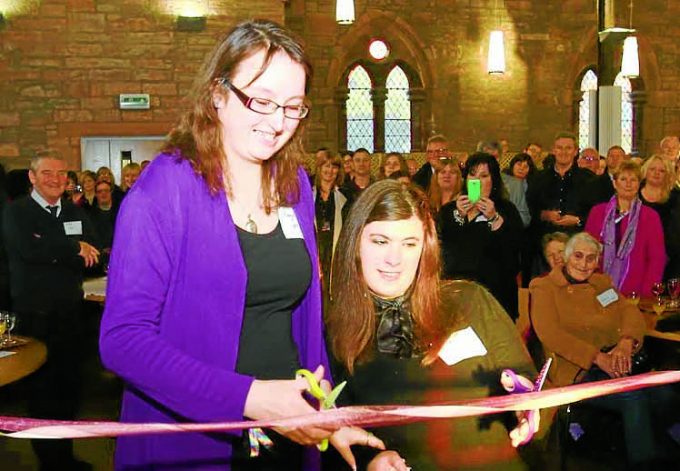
1,371,678,440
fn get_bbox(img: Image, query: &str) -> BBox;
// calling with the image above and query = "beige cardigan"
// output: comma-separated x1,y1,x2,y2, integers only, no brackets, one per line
529,269,645,387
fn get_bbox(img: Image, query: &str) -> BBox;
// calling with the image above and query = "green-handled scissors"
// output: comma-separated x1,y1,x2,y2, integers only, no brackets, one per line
295,368,347,451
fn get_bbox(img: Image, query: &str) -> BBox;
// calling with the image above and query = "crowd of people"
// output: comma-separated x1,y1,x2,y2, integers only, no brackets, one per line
0,18,678,471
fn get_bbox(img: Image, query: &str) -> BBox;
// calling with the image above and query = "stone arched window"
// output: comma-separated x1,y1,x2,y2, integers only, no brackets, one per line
345,64,375,152
339,60,423,153
384,65,411,153
614,72,634,154
578,69,598,149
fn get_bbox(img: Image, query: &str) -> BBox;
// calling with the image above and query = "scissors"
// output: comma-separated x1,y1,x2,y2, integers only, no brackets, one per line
500,358,552,446
248,369,347,457
295,368,347,451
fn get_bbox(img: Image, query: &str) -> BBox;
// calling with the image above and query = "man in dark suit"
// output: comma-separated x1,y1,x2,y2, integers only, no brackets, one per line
3,150,99,471
413,134,450,191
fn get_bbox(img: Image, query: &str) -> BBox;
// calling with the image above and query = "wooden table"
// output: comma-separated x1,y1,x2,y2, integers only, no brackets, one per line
83,276,107,303
638,298,680,342
0,337,47,387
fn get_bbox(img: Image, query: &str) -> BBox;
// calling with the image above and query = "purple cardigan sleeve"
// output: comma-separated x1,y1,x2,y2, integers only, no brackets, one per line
99,162,254,424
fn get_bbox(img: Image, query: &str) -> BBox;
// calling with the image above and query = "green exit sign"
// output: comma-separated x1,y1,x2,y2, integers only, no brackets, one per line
119,94,151,110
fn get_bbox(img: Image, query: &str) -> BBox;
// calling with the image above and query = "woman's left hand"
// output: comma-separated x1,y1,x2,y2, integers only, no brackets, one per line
330,427,386,470
609,338,634,375
475,197,497,220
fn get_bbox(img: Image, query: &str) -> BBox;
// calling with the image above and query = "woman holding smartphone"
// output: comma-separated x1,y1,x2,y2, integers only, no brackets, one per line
438,153,523,319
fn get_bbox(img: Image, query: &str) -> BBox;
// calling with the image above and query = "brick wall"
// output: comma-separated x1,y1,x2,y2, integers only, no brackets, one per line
0,0,284,169
1,0,679,170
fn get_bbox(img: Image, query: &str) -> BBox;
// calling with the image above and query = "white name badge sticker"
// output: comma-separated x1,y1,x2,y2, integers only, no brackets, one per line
63,221,83,236
596,288,619,308
278,207,303,239
438,326,488,366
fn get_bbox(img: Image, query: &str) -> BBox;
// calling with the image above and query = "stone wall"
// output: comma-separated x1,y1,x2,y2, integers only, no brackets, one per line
1,0,679,170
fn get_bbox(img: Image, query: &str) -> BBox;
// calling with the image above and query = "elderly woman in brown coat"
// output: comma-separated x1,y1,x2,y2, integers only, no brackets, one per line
529,232,658,465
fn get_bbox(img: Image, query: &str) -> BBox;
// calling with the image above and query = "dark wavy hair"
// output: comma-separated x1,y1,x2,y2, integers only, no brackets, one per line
327,180,447,372
503,152,536,179
462,152,508,201
162,19,312,211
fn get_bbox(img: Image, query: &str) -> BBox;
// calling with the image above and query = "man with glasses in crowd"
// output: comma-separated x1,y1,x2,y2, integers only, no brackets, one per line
577,147,601,174
413,134,450,191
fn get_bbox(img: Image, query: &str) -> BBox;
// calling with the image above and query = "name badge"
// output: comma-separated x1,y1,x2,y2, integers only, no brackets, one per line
63,221,83,236
438,326,488,366
278,207,303,239
596,288,619,307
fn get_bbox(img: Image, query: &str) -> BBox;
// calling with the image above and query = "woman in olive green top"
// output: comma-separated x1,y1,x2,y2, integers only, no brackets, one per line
325,180,544,471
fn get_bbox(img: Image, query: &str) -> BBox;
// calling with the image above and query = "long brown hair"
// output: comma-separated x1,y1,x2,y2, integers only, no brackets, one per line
427,158,462,214
327,180,447,373
161,19,312,210
378,152,409,179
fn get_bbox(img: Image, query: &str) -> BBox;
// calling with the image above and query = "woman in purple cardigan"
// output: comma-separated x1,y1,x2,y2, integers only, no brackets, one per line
99,20,377,470
585,160,666,297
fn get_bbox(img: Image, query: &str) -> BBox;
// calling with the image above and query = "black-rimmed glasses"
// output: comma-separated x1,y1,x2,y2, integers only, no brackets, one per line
219,78,310,120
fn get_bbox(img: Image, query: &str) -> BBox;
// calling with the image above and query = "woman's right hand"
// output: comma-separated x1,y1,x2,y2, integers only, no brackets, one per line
330,427,386,470
243,365,338,445
367,451,410,471
456,195,472,216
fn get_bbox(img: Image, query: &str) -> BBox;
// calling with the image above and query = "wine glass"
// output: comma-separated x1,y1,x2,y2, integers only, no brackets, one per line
651,282,665,300
2,312,16,344
668,278,680,308
653,299,667,316
627,291,640,306
0,317,6,347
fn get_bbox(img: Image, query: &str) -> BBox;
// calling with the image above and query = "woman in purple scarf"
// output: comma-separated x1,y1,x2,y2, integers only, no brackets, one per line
99,20,378,470
585,161,666,297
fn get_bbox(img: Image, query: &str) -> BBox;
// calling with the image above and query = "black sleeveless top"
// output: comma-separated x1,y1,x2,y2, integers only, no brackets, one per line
232,221,312,470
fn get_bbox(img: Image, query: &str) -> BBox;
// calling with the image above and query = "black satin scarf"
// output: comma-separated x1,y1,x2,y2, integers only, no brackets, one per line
372,294,419,359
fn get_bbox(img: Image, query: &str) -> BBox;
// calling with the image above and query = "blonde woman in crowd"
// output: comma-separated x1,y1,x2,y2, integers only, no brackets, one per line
428,158,462,218
640,155,677,217
120,162,141,193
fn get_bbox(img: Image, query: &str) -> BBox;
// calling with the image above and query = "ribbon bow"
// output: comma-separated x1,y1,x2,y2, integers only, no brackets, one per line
373,294,419,359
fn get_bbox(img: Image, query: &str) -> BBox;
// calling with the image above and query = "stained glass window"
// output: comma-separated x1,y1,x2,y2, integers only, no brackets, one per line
614,73,633,153
346,65,374,152
579,70,598,149
384,65,411,153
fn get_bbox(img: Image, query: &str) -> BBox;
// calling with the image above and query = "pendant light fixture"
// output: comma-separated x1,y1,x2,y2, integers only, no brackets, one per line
336,0,355,25
487,0,505,74
620,0,639,78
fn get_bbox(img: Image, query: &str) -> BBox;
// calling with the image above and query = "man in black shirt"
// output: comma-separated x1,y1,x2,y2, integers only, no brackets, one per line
526,132,595,277
527,131,596,236
341,148,374,201
3,150,99,471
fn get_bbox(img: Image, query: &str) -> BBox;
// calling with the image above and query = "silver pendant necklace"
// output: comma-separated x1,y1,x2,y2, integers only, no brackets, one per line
245,214,258,234
231,188,261,234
